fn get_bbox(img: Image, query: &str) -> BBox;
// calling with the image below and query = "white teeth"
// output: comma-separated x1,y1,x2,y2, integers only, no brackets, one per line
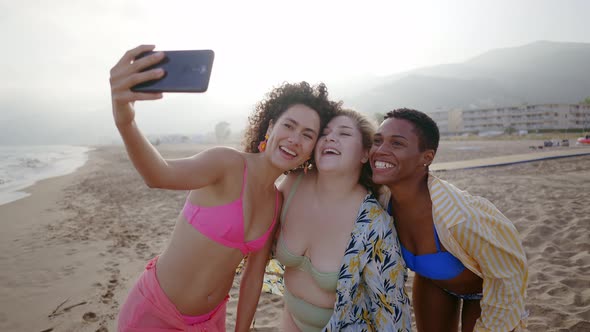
280,146,297,156
323,148,341,155
375,161,394,169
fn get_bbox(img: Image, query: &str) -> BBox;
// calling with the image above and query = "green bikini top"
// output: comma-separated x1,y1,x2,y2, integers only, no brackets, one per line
275,173,339,292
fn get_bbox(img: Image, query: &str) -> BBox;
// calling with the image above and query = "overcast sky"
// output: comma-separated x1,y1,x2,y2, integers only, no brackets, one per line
1,0,589,144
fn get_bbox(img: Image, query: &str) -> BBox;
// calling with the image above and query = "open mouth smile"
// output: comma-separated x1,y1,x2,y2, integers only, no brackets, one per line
322,148,341,155
374,160,395,169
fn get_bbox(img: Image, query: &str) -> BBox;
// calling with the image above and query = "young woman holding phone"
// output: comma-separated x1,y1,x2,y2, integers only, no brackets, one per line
110,45,339,331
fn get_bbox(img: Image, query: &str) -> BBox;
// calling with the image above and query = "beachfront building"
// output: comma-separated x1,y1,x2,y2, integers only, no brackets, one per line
429,109,463,135
430,104,590,135
429,110,450,134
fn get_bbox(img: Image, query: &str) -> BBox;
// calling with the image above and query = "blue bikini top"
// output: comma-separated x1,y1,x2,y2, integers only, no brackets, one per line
388,202,465,280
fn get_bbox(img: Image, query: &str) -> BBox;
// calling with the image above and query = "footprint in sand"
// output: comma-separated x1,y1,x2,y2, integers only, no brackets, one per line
82,311,99,322
105,260,119,267
135,243,150,258
107,283,117,292
104,266,120,274
542,244,558,256
104,289,114,298
567,321,590,331
135,241,148,248
61,265,76,276
547,285,569,297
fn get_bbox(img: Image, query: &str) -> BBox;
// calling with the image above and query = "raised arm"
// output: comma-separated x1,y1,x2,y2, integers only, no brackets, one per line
109,45,229,190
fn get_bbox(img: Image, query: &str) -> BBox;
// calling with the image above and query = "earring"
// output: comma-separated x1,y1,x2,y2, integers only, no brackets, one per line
257,134,269,152
303,160,311,174
424,163,428,167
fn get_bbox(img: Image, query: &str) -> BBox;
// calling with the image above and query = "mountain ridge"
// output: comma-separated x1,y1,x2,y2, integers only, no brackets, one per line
345,41,590,113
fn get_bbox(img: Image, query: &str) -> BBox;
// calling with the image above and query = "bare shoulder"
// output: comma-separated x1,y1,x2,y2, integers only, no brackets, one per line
192,146,246,180
277,170,312,194
202,146,244,164
277,172,297,194
198,146,242,160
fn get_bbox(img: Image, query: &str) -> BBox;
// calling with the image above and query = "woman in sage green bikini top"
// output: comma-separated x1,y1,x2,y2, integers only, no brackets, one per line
276,172,340,331
276,175,339,291
276,111,378,332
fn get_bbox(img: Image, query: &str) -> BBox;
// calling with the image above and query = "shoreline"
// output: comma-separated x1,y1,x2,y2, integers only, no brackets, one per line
0,145,91,207
0,143,588,331
0,149,113,332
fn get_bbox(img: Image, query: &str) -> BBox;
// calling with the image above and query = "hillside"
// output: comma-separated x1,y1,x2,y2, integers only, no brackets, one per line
347,41,590,113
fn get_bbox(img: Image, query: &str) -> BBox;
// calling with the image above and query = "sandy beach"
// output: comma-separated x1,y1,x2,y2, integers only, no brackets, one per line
1,140,589,331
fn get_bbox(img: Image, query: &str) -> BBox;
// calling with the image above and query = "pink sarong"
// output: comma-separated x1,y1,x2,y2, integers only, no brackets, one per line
117,257,228,332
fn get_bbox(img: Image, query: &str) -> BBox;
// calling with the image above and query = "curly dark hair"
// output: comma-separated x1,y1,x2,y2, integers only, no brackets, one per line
242,82,340,154
384,108,440,153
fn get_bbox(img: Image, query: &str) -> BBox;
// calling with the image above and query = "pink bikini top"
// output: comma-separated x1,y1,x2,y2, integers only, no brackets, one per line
182,163,279,256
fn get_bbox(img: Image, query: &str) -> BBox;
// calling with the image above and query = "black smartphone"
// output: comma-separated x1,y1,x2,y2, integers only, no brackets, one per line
131,50,215,93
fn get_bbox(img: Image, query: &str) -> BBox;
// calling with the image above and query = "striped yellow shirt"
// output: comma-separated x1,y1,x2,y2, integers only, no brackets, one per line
382,174,528,331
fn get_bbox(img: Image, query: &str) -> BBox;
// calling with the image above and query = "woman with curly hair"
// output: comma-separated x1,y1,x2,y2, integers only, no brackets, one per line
276,109,411,331
110,45,337,332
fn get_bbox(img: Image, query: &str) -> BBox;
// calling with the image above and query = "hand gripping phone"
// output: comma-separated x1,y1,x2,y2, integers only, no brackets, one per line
131,50,215,93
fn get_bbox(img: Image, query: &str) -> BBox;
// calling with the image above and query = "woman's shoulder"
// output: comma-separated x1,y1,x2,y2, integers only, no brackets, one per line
277,169,315,193
194,147,246,177
196,146,244,164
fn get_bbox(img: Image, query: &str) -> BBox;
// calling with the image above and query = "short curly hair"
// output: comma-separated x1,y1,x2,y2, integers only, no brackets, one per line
384,108,439,153
243,82,340,153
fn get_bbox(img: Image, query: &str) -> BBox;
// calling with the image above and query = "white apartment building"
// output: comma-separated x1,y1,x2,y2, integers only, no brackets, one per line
430,104,590,135
430,109,463,135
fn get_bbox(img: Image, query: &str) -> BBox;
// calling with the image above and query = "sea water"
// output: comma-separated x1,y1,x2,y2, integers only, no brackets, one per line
0,145,90,206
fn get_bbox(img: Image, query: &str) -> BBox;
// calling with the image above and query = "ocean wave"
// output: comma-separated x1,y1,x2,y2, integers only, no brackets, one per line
18,157,47,169
0,145,89,206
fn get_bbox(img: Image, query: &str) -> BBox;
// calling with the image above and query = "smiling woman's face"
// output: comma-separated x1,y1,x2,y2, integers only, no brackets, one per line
314,115,366,173
369,117,427,185
265,104,320,171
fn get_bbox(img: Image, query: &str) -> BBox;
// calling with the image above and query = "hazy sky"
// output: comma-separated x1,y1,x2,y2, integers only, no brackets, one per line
1,0,589,144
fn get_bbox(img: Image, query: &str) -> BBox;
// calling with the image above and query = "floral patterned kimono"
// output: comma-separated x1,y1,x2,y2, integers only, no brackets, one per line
261,194,412,332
